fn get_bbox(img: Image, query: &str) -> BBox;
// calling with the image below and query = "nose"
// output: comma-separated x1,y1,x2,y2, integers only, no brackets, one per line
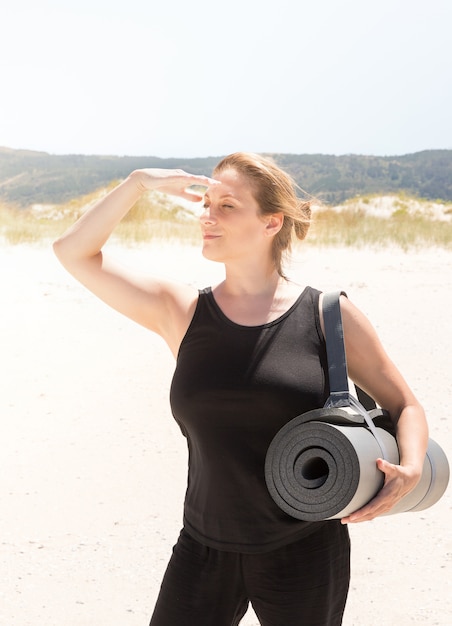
199,204,218,226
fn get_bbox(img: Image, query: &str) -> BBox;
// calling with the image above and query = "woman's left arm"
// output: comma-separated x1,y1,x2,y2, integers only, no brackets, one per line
335,295,429,524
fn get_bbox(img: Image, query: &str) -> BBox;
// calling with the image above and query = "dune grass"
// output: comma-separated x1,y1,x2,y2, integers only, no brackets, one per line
0,186,202,246
1,190,451,249
309,207,452,250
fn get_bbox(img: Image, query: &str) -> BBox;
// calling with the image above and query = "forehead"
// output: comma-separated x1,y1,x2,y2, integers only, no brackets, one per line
206,168,256,202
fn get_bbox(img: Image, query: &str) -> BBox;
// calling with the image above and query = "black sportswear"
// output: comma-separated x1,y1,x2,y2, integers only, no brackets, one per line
170,286,330,553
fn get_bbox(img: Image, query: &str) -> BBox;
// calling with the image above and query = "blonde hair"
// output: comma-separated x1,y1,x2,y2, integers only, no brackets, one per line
213,152,312,277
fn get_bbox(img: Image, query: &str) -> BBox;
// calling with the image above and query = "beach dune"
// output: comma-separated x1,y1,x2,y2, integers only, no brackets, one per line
0,242,451,625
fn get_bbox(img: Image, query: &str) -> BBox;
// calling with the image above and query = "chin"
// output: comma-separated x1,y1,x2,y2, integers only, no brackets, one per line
201,244,223,263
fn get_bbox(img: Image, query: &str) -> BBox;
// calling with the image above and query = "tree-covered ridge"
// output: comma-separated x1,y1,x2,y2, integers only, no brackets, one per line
1,146,451,206
274,151,452,203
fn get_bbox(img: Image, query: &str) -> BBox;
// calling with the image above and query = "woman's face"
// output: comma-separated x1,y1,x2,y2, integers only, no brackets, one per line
200,168,272,264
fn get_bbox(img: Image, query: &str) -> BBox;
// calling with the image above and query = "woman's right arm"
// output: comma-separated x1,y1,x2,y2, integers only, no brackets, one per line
53,168,217,354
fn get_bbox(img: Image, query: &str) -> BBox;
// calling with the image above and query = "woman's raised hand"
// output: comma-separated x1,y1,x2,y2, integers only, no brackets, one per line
132,168,219,202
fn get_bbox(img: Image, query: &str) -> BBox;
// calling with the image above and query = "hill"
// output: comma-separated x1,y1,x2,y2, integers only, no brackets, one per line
1,146,451,206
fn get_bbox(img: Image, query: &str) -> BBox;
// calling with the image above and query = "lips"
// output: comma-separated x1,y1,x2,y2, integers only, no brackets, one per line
202,233,221,240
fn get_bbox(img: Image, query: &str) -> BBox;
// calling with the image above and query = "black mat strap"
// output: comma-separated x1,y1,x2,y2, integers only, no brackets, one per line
322,291,349,396
322,291,389,459
322,291,377,409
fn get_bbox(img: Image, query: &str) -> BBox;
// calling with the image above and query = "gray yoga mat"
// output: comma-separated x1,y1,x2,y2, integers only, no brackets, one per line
265,407,450,521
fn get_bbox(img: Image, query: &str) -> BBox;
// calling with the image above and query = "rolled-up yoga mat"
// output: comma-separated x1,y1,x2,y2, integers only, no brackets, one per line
265,291,450,521
387,437,450,515
264,406,450,521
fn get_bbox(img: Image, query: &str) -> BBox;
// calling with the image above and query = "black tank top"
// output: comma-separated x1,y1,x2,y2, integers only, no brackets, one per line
170,286,329,553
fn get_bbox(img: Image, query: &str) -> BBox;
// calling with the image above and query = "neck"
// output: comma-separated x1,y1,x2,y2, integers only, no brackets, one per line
211,261,299,326
219,259,283,297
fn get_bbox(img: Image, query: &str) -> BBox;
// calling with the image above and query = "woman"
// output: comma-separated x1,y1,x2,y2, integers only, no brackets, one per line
53,152,428,625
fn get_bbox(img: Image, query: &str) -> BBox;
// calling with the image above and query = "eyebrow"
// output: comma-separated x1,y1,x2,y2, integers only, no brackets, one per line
204,192,236,200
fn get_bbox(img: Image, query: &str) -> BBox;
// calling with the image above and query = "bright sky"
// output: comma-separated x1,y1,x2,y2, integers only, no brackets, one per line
1,0,451,158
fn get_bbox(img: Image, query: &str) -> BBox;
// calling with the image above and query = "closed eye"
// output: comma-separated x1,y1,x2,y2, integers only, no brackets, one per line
201,201,235,213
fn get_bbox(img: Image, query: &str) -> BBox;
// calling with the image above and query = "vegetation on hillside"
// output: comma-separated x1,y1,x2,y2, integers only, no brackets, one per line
275,151,452,204
1,147,451,207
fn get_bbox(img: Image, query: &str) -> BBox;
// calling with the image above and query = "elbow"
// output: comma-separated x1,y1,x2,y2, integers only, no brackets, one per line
52,236,102,278
52,235,83,271
52,232,84,263
52,236,63,259
394,400,428,430
52,236,69,264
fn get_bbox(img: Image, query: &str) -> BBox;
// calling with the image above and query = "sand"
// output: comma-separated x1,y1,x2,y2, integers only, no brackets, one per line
0,241,451,625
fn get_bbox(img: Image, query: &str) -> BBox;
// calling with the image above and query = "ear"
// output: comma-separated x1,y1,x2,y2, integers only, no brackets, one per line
264,213,284,237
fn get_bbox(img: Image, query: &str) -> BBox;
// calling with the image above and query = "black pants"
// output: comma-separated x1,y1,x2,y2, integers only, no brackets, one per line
149,522,350,626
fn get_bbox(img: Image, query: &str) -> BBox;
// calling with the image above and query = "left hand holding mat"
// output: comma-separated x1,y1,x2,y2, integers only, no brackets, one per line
341,457,421,523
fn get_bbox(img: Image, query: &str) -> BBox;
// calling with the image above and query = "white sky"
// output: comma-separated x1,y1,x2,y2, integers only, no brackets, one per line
0,0,451,157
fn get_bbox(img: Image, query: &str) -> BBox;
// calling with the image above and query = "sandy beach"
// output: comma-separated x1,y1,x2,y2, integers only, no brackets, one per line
1,241,451,626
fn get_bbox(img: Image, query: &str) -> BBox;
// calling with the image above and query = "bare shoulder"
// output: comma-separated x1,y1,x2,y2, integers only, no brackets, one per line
338,294,382,348
116,271,199,356
319,291,386,381
320,291,421,417
318,291,374,336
